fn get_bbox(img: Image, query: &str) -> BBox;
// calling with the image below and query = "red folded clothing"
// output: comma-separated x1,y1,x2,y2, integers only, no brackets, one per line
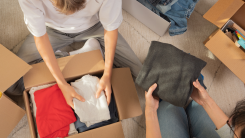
34,84,76,138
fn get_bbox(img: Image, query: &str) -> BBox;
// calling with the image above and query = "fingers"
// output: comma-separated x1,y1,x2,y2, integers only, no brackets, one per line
105,86,112,105
96,87,104,99
146,83,157,96
193,79,203,90
69,101,75,109
74,92,85,102
106,92,111,105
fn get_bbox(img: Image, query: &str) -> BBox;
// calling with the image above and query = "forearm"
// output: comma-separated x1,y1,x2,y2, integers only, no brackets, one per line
202,97,229,129
34,33,66,85
145,110,162,138
103,29,118,78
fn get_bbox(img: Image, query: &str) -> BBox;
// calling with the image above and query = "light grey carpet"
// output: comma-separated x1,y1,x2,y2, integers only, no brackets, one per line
1,0,245,138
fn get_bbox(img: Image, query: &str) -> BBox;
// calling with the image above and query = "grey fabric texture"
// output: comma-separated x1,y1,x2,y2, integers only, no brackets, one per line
135,41,207,107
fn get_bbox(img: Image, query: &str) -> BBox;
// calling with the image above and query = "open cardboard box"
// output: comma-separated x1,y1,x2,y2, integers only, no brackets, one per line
203,0,245,83
122,0,171,36
0,44,142,138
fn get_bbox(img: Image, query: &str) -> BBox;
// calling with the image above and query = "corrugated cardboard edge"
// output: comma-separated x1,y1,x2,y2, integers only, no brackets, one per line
203,0,244,28
23,90,36,138
111,68,143,120
67,122,124,138
24,50,104,89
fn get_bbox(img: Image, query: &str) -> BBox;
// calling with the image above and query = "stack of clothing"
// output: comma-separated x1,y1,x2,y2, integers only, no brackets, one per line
29,75,118,138
71,75,118,132
136,41,207,107
32,84,77,138
137,0,199,36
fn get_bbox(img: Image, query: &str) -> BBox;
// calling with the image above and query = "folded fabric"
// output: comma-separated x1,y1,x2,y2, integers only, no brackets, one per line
74,92,119,133
29,83,78,138
34,84,76,138
135,41,207,107
71,75,110,127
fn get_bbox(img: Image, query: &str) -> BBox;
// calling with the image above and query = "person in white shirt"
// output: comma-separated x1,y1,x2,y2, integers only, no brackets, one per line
6,0,142,108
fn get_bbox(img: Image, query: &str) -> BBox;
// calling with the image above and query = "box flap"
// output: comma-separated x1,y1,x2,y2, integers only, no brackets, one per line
204,30,245,83
67,122,124,138
23,50,105,89
111,68,142,120
0,94,26,138
122,0,170,36
231,4,245,30
203,0,244,28
0,44,32,92
23,90,37,138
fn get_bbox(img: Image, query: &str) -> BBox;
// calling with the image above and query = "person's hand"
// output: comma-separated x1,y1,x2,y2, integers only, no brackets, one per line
58,82,85,109
96,74,111,105
145,83,159,113
191,79,211,106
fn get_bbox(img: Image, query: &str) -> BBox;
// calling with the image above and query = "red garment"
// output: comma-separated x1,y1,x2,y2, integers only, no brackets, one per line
34,84,76,138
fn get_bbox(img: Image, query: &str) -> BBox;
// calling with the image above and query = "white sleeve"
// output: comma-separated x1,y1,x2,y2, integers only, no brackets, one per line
215,124,234,138
99,0,123,31
18,0,46,37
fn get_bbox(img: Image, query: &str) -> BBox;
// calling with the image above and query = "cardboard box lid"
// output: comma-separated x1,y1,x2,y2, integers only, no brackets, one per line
23,50,105,89
204,30,245,83
0,44,32,92
203,0,244,28
0,44,31,137
111,68,142,120
0,94,26,138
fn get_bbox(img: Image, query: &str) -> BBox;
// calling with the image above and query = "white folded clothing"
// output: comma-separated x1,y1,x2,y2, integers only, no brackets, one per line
71,75,110,127
29,83,78,137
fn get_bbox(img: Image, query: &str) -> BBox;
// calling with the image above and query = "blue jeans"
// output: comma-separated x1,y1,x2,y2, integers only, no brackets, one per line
157,100,220,138
165,0,199,36
137,0,199,36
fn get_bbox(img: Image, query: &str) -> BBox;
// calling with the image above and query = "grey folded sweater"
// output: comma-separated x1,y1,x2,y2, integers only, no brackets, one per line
136,41,207,107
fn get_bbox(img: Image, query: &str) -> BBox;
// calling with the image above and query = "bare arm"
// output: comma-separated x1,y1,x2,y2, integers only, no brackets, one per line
146,110,162,138
191,80,228,129
34,33,84,108
96,29,118,104
145,84,162,138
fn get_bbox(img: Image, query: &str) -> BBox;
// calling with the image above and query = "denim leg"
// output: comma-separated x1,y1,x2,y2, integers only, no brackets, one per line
157,100,190,138
186,101,220,138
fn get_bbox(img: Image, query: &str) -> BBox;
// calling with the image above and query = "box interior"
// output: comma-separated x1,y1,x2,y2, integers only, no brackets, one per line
24,71,118,138
22,50,142,138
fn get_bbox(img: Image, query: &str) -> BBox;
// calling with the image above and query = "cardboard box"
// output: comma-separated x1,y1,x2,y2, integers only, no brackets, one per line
203,0,245,83
122,0,171,36
0,44,142,138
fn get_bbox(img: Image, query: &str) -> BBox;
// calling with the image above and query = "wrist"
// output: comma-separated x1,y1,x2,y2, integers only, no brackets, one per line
145,109,158,120
202,96,214,108
57,79,68,86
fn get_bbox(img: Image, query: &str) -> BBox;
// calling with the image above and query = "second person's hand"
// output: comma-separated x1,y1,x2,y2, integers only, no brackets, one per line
145,83,159,113
58,82,85,109
191,79,211,106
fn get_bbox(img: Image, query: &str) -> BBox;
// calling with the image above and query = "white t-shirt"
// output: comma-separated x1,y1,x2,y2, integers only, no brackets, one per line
18,0,123,37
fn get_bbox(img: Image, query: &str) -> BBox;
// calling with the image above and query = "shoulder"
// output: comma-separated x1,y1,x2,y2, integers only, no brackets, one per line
18,0,42,7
